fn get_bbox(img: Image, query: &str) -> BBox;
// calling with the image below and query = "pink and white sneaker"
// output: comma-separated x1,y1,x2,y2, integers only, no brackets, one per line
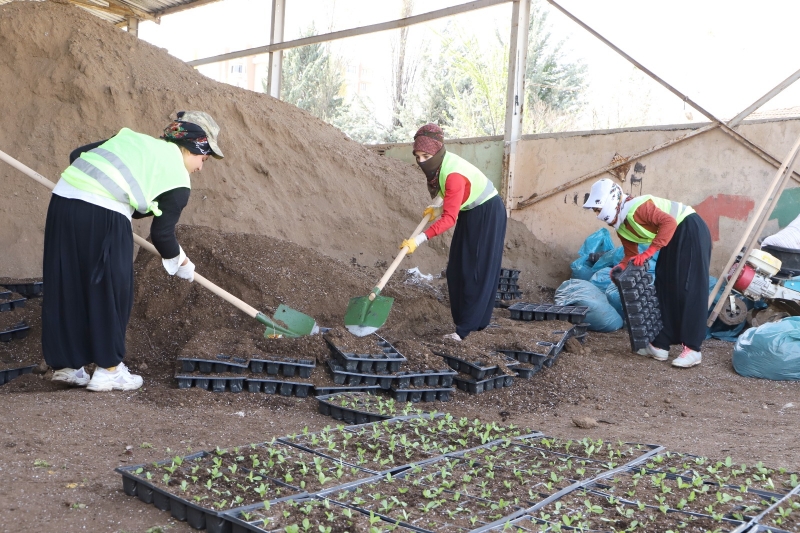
672,345,702,368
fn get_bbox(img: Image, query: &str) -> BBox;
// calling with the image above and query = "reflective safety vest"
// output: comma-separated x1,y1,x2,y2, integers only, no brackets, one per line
617,195,695,244
438,152,498,211
61,128,191,216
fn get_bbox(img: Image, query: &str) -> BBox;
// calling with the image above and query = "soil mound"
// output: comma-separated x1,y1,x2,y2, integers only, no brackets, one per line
0,0,556,289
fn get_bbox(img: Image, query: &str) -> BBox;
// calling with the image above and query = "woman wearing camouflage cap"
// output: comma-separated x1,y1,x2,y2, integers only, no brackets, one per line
402,123,507,341
43,111,224,391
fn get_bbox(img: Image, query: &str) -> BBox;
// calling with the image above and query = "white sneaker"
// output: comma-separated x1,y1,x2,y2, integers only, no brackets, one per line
636,343,669,361
443,333,462,341
51,367,91,386
86,362,143,391
672,346,702,368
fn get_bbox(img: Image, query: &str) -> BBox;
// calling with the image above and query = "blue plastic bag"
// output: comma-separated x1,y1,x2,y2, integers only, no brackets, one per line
605,283,625,319
578,228,614,257
590,267,613,293
592,246,625,272
570,229,615,280
732,317,800,380
555,279,623,332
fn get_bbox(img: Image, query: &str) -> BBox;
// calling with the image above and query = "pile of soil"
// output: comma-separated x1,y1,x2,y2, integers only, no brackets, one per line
323,327,386,355
389,339,448,371
0,0,558,292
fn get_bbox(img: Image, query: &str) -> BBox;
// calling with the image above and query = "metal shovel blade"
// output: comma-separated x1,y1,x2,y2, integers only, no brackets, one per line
343,294,394,337
257,305,318,338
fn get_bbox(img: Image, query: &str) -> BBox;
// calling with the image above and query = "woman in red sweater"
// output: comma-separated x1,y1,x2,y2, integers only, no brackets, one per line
401,124,507,340
584,178,711,368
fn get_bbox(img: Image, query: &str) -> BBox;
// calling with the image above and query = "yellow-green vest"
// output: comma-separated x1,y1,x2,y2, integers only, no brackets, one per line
617,195,695,244
61,128,191,216
437,152,497,211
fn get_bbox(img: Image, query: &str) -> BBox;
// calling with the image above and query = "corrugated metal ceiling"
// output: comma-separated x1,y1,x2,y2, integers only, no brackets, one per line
0,0,216,27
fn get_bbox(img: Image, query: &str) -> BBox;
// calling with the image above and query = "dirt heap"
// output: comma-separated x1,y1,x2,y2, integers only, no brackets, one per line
0,0,558,290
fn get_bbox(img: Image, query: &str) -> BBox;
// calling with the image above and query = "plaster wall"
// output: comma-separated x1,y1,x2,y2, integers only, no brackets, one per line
511,119,800,281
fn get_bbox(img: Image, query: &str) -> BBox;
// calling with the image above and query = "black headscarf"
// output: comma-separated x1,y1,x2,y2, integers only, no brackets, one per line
418,147,446,199
161,115,213,156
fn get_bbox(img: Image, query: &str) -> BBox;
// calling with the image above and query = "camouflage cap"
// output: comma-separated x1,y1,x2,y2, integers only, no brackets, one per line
176,110,224,159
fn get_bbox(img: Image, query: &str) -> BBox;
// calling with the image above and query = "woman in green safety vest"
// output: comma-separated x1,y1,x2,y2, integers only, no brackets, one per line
583,178,711,368
44,111,224,391
401,123,507,341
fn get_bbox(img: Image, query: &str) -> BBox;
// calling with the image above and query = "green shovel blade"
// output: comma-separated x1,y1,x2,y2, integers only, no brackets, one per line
256,304,318,338
344,294,395,337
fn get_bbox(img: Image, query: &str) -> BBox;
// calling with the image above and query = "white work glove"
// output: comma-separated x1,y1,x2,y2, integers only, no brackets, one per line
162,246,194,281
176,258,195,282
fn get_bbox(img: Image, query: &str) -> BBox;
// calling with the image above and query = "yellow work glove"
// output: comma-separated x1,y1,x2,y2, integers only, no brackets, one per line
423,204,443,220
401,233,428,255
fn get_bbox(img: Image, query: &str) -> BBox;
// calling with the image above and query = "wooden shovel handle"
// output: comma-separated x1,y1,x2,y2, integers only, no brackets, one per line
0,148,261,320
369,197,444,301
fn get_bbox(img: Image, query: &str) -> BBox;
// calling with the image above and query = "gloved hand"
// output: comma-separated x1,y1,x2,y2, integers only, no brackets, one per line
631,246,658,267
610,264,625,283
401,233,428,255
162,246,187,275
423,204,443,220
176,258,195,282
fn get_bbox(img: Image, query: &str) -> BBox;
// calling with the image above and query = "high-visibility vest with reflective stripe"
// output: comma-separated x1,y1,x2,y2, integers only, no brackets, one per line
61,128,191,216
438,152,498,211
617,195,696,244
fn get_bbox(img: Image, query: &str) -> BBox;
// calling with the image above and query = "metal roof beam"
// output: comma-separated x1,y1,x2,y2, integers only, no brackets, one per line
186,0,514,67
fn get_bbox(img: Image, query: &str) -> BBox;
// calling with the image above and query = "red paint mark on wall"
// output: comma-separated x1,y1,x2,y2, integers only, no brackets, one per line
693,194,755,242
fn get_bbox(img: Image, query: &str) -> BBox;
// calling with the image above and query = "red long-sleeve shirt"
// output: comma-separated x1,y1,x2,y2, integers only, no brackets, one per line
424,173,471,239
619,199,678,261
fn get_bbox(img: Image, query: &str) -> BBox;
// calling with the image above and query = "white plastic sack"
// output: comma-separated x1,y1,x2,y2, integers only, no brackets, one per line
761,214,800,250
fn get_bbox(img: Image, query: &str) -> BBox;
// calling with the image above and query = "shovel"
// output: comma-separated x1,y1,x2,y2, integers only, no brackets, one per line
0,148,318,338
344,197,443,337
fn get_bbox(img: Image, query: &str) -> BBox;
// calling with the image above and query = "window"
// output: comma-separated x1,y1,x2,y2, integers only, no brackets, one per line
230,64,245,74
359,82,368,92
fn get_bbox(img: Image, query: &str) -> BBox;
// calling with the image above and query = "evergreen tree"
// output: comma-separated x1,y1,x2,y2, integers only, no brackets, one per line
269,24,346,123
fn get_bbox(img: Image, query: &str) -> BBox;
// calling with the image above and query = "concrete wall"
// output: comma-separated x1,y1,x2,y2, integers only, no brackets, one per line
371,136,505,190
511,119,800,279
373,118,800,283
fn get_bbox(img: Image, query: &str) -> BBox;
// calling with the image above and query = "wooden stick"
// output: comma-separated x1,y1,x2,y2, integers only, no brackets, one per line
707,132,800,324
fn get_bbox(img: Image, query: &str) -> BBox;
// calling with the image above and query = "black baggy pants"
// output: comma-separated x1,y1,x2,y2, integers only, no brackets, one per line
652,213,712,352
42,195,134,370
447,195,507,339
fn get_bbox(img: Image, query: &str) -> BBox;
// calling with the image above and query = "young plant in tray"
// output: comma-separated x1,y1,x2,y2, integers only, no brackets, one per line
759,494,800,531
522,436,652,468
232,497,401,532
329,392,421,418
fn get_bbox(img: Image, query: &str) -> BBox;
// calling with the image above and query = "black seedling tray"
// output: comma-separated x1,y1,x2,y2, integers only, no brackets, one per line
389,386,453,403
508,302,589,323
175,375,245,393
316,393,392,424
497,282,519,293
327,359,455,389
434,351,499,380
507,363,540,379
497,342,554,365
325,335,406,373
244,378,312,397
0,321,30,342
0,293,26,312
248,357,315,378
1,282,43,298
453,374,513,394
116,455,305,533
495,291,522,301
178,356,249,374
499,268,520,279
312,384,382,396
614,265,663,352
0,364,36,386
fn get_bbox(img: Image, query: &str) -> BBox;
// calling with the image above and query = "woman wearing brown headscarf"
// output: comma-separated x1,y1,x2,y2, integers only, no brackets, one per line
401,123,507,340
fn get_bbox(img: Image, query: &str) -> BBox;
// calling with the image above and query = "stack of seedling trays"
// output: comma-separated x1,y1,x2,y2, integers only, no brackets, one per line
435,349,516,395
496,267,522,304
614,264,663,352
175,353,316,397
325,332,455,403
507,302,589,324
0,283,37,387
